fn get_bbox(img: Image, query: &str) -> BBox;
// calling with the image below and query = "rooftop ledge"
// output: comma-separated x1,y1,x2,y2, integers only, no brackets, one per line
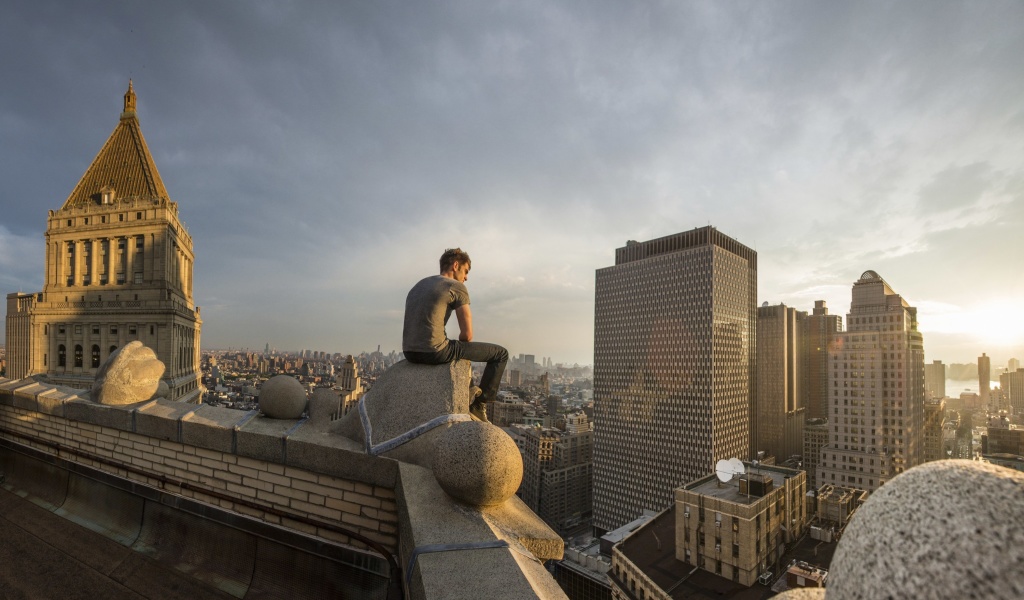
0,376,566,599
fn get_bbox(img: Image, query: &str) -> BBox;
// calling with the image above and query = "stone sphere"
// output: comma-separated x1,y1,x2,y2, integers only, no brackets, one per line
829,460,1024,600
92,341,166,405
259,375,307,419
432,421,523,507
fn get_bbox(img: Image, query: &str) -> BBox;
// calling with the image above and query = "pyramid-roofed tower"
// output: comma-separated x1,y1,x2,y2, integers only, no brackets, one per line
62,81,171,209
5,82,202,402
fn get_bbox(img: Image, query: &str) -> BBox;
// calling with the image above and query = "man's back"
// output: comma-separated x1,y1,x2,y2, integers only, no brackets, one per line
403,275,470,353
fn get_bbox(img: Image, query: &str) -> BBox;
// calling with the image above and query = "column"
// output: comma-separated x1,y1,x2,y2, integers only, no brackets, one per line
125,236,135,283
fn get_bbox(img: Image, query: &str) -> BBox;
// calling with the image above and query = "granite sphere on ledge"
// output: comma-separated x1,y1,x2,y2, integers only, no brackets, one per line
258,375,307,419
828,459,1024,600
432,421,523,507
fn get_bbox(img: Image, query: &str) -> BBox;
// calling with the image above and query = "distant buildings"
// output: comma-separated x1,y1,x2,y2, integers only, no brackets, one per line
5,82,201,402
518,413,594,534
818,271,925,492
803,300,843,420
924,360,947,400
593,227,756,533
756,303,806,463
923,398,947,462
609,461,807,598
1000,369,1024,417
979,353,991,407
803,419,829,490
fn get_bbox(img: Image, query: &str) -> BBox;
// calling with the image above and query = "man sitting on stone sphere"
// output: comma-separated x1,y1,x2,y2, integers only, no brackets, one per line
403,247,508,422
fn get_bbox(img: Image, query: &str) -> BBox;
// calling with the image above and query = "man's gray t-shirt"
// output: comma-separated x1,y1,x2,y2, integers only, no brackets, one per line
403,275,470,353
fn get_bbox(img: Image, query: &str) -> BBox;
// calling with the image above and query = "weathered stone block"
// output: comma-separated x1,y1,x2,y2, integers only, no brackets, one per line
331,360,473,470
237,417,297,463
307,388,341,428
135,399,199,442
64,399,137,430
181,405,252,453
286,428,398,489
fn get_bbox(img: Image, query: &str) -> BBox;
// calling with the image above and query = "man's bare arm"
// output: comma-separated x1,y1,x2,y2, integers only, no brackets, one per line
456,304,473,342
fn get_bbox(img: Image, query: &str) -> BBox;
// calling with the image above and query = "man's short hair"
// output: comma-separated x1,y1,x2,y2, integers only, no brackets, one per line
440,248,471,273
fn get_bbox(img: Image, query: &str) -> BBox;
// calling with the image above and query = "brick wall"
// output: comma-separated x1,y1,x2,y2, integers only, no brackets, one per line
0,390,397,554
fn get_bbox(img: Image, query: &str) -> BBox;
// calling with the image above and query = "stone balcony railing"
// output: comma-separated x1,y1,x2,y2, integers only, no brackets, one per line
0,376,567,599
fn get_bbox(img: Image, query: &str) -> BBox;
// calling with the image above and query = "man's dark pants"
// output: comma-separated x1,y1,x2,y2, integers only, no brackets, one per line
404,341,508,403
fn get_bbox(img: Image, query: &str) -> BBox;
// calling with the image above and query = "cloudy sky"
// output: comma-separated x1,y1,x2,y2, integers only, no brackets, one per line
2,1,1022,367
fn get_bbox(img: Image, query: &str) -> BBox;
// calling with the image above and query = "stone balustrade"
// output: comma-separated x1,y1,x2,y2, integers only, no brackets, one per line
0,375,566,599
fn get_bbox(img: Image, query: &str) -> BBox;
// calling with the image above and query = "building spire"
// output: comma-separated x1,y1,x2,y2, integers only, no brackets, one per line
121,79,137,119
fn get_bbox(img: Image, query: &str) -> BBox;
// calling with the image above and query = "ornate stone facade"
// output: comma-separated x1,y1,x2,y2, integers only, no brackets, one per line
5,82,201,402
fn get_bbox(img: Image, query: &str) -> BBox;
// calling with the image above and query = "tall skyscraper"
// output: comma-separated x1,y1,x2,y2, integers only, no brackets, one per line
924,360,947,400
802,300,843,420
979,353,991,407
817,271,925,492
1009,358,1020,373
593,227,756,533
4,82,202,402
756,302,806,462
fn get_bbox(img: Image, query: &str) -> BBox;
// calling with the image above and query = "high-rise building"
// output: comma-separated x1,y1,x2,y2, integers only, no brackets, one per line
593,227,756,533
756,303,806,462
803,419,829,490
5,82,202,402
922,398,947,462
979,353,991,407
1000,369,1024,417
1009,358,1020,374
817,271,925,493
802,301,843,420
924,360,947,400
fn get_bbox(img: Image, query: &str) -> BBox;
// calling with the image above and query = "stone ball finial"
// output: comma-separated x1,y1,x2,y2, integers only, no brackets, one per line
829,460,1024,600
92,341,167,405
432,421,523,507
259,375,307,419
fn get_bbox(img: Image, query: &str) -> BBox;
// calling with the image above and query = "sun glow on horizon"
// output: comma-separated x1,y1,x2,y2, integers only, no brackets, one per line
918,299,1024,349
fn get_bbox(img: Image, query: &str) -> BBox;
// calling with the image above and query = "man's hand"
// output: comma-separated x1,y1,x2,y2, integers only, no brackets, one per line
456,304,473,342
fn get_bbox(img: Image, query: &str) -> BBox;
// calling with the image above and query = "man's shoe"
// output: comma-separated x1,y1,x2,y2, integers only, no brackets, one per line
469,400,489,422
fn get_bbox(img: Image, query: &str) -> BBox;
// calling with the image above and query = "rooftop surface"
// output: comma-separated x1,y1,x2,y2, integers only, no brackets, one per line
685,464,797,505
0,485,232,600
616,506,773,600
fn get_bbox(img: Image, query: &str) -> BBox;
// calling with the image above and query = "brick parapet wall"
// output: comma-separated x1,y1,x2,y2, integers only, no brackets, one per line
0,378,398,554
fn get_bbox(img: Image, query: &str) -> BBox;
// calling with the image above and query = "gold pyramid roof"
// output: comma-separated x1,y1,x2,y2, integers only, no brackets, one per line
61,81,170,210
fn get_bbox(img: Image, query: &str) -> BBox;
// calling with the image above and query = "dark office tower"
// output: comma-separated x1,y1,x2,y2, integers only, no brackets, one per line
979,353,991,407
592,227,756,534
803,301,843,420
756,303,806,463
818,271,925,493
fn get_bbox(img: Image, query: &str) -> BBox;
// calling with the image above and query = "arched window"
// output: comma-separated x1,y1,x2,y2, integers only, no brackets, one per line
110,345,118,355
58,345,66,367
74,345,83,368
91,345,101,368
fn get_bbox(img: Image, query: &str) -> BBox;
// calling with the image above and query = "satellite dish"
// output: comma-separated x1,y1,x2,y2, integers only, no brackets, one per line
715,459,733,483
716,458,746,483
728,458,745,477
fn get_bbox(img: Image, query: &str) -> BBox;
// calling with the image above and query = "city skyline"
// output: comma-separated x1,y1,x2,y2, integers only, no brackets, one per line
2,2,1023,365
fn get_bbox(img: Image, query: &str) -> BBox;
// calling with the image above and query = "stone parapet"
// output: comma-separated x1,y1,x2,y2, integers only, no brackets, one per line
0,376,565,598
